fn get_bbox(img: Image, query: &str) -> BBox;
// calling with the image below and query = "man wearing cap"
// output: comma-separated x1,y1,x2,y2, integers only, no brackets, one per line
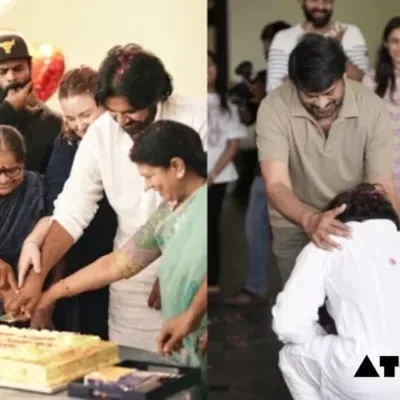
0,33,61,173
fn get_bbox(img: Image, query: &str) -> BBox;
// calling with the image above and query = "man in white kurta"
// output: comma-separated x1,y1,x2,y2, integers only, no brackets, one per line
49,94,206,352
273,219,400,399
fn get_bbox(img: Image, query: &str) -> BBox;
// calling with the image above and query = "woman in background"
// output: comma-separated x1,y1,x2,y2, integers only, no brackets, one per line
18,66,117,337
0,126,44,312
207,50,247,291
363,16,400,193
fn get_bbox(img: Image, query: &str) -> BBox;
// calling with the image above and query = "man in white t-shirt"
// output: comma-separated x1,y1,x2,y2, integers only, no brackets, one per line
8,44,207,352
267,0,369,93
273,184,400,399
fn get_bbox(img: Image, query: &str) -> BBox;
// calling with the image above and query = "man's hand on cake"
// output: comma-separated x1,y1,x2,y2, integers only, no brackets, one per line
18,239,42,288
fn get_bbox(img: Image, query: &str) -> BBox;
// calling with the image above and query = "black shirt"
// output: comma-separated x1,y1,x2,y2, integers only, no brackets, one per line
0,100,62,173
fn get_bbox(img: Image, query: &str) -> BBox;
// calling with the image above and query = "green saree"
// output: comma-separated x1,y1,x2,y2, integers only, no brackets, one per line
116,184,207,370
156,184,207,371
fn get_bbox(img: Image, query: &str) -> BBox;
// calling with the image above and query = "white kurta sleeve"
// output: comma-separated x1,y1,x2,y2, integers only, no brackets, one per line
52,124,104,242
272,243,330,345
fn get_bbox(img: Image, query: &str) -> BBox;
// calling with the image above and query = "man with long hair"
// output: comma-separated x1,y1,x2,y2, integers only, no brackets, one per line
273,184,400,399
8,44,207,353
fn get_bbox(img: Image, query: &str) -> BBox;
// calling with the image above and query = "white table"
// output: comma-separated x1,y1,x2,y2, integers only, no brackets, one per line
0,346,178,399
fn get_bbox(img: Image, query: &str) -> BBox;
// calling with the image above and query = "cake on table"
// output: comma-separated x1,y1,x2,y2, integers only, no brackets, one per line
0,325,119,390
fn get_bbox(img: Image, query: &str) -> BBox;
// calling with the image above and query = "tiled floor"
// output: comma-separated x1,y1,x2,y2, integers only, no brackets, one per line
208,194,292,399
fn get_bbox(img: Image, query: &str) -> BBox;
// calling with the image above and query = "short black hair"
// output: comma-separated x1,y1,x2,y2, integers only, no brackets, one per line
95,44,173,110
130,120,206,179
260,20,291,42
288,33,347,93
324,183,400,229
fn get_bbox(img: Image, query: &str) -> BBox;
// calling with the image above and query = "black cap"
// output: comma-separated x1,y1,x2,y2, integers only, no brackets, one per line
0,34,31,63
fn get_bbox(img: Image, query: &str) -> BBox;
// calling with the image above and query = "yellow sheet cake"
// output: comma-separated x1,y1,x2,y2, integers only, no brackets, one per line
0,325,119,389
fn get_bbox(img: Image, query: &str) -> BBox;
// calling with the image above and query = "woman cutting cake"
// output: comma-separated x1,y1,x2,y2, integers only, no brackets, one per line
28,120,207,373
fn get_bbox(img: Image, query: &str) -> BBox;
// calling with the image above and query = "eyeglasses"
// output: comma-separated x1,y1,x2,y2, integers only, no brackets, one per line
0,167,23,179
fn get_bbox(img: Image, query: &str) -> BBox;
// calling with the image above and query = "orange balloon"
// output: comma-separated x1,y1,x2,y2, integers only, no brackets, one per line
30,43,65,102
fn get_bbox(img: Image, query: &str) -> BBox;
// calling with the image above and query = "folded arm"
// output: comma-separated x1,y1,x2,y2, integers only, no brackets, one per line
343,26,369,82
266,33,289,93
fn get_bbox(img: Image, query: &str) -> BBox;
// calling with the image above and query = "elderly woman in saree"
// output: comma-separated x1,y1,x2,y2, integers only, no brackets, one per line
34,120,207,368
0,125,44,311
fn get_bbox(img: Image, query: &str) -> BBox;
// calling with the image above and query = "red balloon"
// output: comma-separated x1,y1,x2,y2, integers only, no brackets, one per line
31,44,65,102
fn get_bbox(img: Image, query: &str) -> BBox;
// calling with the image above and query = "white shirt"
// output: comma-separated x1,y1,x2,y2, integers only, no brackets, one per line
52,94,207,349
207,93,247,184
267,23,369,93
273,220,400,387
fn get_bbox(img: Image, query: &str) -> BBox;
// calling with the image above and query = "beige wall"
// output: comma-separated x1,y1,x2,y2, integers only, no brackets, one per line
228,0,400,81
0,0,207,110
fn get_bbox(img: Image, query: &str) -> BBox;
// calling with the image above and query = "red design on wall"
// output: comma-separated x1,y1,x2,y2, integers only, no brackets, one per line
31,43,65,102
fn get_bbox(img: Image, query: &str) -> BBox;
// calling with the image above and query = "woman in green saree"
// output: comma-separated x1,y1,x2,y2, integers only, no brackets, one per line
35,120,207,371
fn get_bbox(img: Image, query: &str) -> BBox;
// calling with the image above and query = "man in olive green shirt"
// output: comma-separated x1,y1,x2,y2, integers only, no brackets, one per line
256,34,397,284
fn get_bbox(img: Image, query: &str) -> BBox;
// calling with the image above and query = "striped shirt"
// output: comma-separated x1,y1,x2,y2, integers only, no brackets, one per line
267,23,369,93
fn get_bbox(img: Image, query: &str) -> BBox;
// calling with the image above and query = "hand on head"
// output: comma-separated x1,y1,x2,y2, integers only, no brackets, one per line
302,204,352,251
